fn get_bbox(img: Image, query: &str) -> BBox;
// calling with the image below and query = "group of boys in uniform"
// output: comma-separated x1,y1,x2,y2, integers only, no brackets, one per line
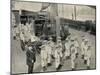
40,35,92,72
12,23,92,73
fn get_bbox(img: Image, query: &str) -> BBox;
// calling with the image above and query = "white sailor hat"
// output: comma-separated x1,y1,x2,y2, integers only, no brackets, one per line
31,35,35,42
84,39,88,42
49,37,52,40
28,46,32,50
40,45,45,49
57,37,61,39
57,40,61,43
42,40,47,44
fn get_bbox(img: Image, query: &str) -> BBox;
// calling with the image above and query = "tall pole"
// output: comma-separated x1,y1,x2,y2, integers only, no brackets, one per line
72,13,74,20
55,4,61,40
74,5,76,20
50,3,60,41
62,4,64,18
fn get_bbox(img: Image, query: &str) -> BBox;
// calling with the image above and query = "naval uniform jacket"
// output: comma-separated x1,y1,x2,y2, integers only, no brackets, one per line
26,47,36,66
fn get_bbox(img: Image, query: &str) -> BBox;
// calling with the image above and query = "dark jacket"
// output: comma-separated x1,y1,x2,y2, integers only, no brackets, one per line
26,46,36,66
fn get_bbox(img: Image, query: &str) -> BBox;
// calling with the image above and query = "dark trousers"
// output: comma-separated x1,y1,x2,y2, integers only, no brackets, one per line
20,40,25,51
28,64,34,73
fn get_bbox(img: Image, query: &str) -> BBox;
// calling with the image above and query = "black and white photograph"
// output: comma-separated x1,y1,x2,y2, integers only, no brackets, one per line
11,0,96,74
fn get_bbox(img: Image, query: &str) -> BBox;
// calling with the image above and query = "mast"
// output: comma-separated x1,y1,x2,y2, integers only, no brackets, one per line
74,5,77,20
54,3,61,40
